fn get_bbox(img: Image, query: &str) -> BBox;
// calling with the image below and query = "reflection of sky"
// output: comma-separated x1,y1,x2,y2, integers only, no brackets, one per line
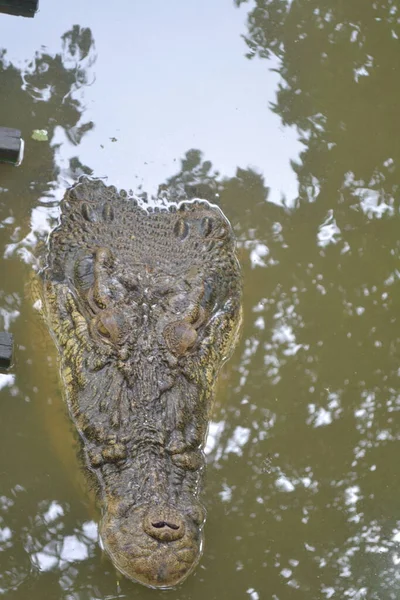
1,0,302,202
0,374,15,390
31,518,98,572
205,420,251,461
4,205,59,261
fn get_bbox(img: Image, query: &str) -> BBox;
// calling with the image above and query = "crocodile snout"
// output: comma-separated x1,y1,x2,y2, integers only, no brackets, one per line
143,506,186,542
100,502,203,588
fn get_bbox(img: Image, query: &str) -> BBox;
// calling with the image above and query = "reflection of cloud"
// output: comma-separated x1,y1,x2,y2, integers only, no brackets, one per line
353,55,374,82
343,172,395,218
240,239,271,268
60,535,89,562
205,420,225,456
4,205,60,263
254,316,265,330
271,323,303,356
0,308,20,329
357,188,394,218
0,216,15,230
249,242,269,267
33,548,59,572
307,391,342,428
0,527,12,544
0,496,14,511
392,531,400,543
246,588,260,600
239,336,259,388
275,475,295,492
275,469,319,494
309,406,332,426
43,501,64,523
225,426,251,456
82,520,98,541
317,210,341,247
205,422,251,461
0,375,15,391
31,520,98,573
219,482,233,503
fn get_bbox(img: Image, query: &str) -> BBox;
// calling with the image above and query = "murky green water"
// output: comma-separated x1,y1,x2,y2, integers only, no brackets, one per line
0,1,399,598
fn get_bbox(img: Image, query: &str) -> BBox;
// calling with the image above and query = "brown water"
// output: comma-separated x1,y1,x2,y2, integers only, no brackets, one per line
0,1,399,598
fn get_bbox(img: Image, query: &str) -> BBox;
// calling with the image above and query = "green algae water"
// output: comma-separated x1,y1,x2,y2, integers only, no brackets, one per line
0,1,399,598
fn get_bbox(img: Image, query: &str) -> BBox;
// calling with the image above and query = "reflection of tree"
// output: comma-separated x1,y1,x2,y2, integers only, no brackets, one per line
1,4,399,595
236,0,400,222
161,148,283,234
0,25,95,231
158,149,223,202
0,27,97,599
197,3,400,597
0,24,96,336
164,139,400,595
157,4,400,593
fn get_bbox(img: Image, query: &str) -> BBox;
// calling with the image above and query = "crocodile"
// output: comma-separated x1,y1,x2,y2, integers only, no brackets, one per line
37,177,242,588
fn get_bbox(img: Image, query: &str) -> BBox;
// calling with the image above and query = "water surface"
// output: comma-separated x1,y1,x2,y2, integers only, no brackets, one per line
0,1,399,598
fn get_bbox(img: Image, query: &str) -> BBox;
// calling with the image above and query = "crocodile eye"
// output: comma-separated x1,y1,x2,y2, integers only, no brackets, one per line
200,216,213,237
96,311,122,343
171,450,203,471
173,218,189,240
185,504,206,527
97,319,111,338
215,225,228,239
164,321,197,356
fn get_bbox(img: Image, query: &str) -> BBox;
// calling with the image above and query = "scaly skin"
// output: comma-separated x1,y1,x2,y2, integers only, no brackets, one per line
38,177,242,588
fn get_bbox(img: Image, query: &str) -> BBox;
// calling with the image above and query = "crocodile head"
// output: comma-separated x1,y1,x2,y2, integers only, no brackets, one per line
40,178,242,587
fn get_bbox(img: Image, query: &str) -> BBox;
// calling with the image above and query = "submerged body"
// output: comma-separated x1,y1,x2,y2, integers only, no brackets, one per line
38,178,242,587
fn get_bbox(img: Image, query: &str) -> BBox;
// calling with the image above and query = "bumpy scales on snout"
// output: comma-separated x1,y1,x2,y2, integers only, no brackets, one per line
39,178,242,588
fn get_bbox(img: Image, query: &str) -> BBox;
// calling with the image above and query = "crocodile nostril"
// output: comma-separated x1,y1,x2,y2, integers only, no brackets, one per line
152,521,180,530
143,508,186,542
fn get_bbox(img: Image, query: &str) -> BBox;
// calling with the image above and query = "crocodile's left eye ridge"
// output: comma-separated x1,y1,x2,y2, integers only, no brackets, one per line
163,321,198,356
96,311,124,343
